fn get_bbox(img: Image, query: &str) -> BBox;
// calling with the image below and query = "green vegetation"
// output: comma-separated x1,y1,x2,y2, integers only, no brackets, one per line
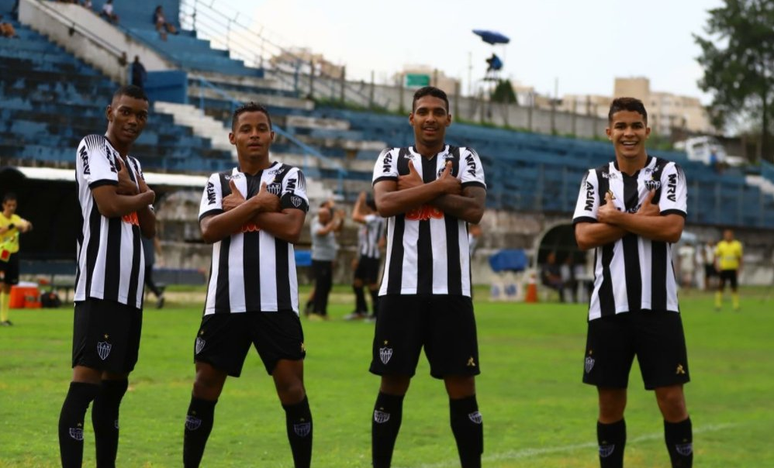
1,288,773,467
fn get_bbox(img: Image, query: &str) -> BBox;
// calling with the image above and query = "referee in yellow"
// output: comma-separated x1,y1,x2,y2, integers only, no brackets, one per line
714,229,743,311
0,193,33,326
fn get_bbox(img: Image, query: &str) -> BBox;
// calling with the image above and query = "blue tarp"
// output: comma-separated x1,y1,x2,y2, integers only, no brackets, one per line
488,249,528,272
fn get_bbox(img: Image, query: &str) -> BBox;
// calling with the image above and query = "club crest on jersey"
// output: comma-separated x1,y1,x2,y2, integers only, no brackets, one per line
374,410,390,424
584,356,595,373
185,415,202,431
379,346,393,364
195,337,206,355
266,182,282,196
69,427,84,441
644,179,661,191
599,444,615,458
97,341,112,361
468,411,483,424
291,195,303,208
293,422,312,437
676,443,693,456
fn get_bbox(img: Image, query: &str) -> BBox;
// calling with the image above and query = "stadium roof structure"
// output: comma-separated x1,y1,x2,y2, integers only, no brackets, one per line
2,166,207,188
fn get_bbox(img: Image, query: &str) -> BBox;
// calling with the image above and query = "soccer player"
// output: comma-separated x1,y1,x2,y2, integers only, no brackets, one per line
369,86,486,468
345,190,385,321
182,103,312,468
59,85,157,468
573,97,693,468
714,229,743,311
0,193,33,326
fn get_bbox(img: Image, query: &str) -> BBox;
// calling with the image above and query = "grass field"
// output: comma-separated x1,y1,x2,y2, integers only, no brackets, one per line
1,286,773,467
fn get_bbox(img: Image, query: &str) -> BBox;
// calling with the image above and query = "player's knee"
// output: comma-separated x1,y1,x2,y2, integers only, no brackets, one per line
275,379,305,403
379,375,411,395
656,387,687,418
353,278,363,288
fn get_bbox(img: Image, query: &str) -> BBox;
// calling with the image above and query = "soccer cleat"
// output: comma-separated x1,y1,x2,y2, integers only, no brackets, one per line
343,312,366,321
1,320,12,326
307,313,323,322
156,295,165,309
303,301,313,317
364,315,377,323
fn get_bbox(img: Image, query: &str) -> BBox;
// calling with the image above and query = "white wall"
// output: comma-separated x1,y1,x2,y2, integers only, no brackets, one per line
19,0,174,84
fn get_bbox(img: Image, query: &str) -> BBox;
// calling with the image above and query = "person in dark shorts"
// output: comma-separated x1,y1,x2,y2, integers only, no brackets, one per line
573,97,693,468
59,85,157,468
344,190,385,321
181,102,312,468
0,192,33,326
369,86,487,468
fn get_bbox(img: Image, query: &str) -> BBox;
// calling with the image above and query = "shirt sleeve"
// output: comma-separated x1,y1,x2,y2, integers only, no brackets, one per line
373,148,398,186
460,148,487,189
77,136,119,189
279,167,309,212
659,163,687,217
199,173,224,222
572,169,599,224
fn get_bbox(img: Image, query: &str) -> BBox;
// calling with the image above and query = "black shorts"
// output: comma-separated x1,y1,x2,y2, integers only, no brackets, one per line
582,311,690,390
354,257,381,284
370,295,480,379
193,311,306,377
72,298,143,374
718,269,738,289
0,254,20,285
704,264,716,278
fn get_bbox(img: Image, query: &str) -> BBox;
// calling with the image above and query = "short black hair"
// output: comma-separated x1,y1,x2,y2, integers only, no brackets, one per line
412,86,449,112
608,97,647,124
113,85,148,103
2,192,17,203
232,102,272,131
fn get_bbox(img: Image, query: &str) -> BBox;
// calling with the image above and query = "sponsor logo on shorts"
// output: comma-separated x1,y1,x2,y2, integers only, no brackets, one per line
97,339,112,361
185,415,202,431
379,346,393,365
374,410,390,424
675,443,693,456
195,337,206,355
585,356,595,374
69,426,84,441
599,444,615,458
676,364,686,375
293,421,311,437
468,411,483,424
467,357,477,367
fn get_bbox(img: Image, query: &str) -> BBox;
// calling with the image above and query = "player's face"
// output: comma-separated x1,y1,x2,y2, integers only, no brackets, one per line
2,200,17,215
410,96,451,147
724,229,734,241
229,111,274,162
106,95,149,147
606,111,650,161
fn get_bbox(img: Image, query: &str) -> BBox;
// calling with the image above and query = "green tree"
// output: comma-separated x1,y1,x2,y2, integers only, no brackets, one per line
490,79,518,105
695,0,774,162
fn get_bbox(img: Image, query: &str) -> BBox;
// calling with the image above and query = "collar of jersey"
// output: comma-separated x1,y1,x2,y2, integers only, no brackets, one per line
235,161,278,177
612,155,653,177
409,145,449,160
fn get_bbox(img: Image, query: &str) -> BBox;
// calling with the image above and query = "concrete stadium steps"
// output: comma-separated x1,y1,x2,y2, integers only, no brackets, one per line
746,175,774,197
153,101,237,159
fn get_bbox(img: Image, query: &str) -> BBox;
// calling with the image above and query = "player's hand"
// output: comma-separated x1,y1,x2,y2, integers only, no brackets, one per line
137,171,150,194
254,182,281,213
115,158,139,195
397,160,424,191
597,191,620,224
636,190,660,217
436,161,461,195
222,179,245,212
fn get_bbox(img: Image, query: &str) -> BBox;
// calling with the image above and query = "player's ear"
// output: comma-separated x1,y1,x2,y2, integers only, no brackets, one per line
445,112,452,126
644,126,651,139
105,105,113,122
270,131,275,143
228,132,236,145
605,127,612,141
409,111,414,126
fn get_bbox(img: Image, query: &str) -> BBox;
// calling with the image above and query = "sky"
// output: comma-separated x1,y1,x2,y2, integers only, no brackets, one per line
223,0,724,103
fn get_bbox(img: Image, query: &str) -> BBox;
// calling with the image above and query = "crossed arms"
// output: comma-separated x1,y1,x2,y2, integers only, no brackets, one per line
91,157,156,238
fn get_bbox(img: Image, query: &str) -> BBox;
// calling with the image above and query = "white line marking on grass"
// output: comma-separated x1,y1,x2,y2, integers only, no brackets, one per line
397,423,738,468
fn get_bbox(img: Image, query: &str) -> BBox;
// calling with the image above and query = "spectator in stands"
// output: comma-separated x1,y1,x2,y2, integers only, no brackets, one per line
100,0,118,24
81,0,93,11
540,251,565,302
153,5,177,41
309,204,342,320
141,235,165,308
0,15,19,38
0,193,33,326
131,56,147,89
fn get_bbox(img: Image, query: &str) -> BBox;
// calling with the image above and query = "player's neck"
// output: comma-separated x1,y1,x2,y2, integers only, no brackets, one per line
615,152,647,176
104,133,130,159
1,210,11,218
414,141,445,159
238,155,271,175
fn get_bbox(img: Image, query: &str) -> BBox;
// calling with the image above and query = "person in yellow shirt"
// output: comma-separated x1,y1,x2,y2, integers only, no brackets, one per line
0,193,34,326
714,229,743,311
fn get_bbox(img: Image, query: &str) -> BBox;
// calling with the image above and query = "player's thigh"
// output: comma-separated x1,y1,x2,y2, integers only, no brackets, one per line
633,311,690,390
369,295,425,377
249,310,306,376
582,314,636,388
1,255,19,285
72,299,141,374
193,314,253,377
729,270,738,290
425,295,480,379
362,257,381,285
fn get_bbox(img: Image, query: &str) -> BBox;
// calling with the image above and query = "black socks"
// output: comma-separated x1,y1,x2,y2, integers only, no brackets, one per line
665,418,693,467
183,397,217,468
372,392,405,468
450,395,484,468
59,382,100,468
282,396,313,468
597,419,626,468
92,379,128,468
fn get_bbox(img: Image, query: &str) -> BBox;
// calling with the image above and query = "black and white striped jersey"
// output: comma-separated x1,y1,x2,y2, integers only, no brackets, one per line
198,163,309,315
74,135,146,309
358,214,385,259
372,145,486,297
572,156,687,321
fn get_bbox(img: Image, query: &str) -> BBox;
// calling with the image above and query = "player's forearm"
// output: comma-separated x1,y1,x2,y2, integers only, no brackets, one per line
201,200,261,243
610,213,683,243
137,206,156,238
428,194,484,224
97,191,155,218
376,182,445,217
575,222,628,250
251,211,304,243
